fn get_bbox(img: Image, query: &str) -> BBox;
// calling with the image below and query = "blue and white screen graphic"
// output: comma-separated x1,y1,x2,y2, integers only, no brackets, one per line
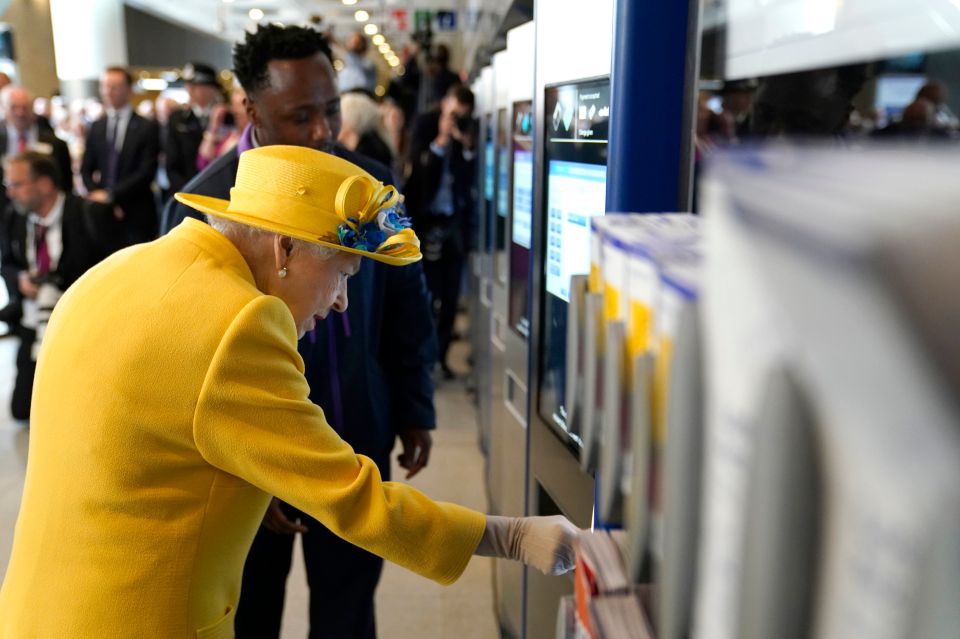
484,142,495,201
545,160,608,302
512,149,534,249
497,148,510,217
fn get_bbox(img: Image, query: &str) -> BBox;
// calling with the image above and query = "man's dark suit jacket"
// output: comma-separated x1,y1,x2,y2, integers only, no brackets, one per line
81,112,160,243
403,109,477,251
0,194,123,325
161,143,438,467
0,125,74,194
164,108,205,197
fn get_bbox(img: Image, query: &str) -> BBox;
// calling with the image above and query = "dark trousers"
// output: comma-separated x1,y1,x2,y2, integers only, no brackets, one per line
235,502,384,639
11,326,36,421
422,238,465,368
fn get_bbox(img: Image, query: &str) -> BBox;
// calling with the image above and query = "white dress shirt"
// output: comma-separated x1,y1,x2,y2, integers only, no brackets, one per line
105,104,133,152
22,193,66,329
5,123,39,157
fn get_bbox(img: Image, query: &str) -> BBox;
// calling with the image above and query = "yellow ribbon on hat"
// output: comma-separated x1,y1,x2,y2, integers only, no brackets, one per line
334,175,420,259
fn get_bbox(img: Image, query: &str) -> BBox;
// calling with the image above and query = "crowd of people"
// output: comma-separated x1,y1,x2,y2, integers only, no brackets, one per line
0,22,481,639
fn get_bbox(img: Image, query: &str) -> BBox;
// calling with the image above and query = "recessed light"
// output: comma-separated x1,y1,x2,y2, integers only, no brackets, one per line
248,8,264,20
342,0,358,5
378,43,390,53
372,34,385,46
363,23,378,35
354,10,369,21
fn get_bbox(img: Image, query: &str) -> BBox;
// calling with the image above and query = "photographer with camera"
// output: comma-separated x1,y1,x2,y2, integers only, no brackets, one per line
196,87,246,171
1,152,122,420
404,84,477,379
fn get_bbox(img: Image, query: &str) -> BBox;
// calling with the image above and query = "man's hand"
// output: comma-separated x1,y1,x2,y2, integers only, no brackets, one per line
17,271,38,299
261,498,308,535
397,428,433,479
88,189,111,204
435,110,455,148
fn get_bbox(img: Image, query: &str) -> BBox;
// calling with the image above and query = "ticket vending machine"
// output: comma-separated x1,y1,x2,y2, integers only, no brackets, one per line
488,22,536,639
488,48,512,520
473,66,496,456
526,1,615,636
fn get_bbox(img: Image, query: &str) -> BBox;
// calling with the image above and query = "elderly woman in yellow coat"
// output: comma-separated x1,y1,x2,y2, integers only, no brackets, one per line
0,146,577,638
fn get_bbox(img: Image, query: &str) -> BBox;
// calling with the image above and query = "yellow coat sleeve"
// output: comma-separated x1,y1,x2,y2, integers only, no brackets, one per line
193,295,486,585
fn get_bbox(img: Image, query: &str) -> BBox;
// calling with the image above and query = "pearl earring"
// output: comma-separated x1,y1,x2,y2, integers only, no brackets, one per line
278,266,288,279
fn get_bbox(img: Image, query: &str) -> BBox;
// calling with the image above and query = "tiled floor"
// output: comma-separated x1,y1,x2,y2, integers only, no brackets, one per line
0,335,499,638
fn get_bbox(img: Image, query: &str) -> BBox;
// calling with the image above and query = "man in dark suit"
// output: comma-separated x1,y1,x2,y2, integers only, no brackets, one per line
80,66,160,245
404,84,477,379
162,24,438,639
0,152,122,420
164,62,222,196
0,86,73,194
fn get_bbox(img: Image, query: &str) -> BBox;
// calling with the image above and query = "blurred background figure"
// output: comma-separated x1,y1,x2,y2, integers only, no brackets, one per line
380,96,407,174
154,94,182,203
0,72,11,93
0,86,73,194
720,79,756,140
136,100,155,121
916,80,959,133
81,66,160,244
404,84,477,379
339,31,377,96
418,44,459,114
338,91,395,173
196,89,244,171
165,62,222,195
874,97,942,140
0,152,121,420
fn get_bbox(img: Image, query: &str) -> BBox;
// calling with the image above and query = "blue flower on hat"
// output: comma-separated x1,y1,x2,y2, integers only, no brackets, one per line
337,200,412,253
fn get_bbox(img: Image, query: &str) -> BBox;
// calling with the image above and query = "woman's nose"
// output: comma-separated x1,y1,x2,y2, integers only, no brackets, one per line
331,285,349,313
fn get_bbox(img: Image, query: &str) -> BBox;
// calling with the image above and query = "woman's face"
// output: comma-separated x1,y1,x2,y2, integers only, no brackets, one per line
274,244,362,338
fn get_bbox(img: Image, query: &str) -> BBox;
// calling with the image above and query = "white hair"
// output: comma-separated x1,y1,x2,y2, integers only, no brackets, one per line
206,216,340,260
340,92,396,155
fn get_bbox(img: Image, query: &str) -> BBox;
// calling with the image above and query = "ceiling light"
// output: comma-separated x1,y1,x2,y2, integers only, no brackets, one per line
248,8,264,20
378,43,390,53
388,58,400,68
363,23,378,35
222,0,234,3
354,10,369,21
372,34,385,46
342,0,358,4
375,85,386,97
140,78,169,91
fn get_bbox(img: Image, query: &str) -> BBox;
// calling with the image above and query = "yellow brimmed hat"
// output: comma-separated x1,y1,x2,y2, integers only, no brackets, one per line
174,145,421,266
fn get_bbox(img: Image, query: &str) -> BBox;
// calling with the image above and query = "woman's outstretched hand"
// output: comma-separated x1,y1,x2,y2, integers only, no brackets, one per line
474,515,580,576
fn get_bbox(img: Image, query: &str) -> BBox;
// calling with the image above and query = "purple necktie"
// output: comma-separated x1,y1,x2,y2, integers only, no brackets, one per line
35,224,50,275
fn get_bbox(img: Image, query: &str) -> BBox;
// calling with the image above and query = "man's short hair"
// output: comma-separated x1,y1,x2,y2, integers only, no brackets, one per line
104,66,134,87
448,84,475,112
8,151,61,189
233,24,334,95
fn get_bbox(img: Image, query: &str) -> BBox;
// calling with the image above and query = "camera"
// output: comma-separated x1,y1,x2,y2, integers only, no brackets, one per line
454,115,475,136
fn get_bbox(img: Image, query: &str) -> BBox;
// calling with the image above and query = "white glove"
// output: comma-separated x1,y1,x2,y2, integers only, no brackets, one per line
474,515,580,576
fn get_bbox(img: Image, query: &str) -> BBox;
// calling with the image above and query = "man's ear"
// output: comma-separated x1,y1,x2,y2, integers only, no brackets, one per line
245,95,259,130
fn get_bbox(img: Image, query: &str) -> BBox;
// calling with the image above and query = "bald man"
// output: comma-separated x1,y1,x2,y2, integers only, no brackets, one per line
0,86,72,192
